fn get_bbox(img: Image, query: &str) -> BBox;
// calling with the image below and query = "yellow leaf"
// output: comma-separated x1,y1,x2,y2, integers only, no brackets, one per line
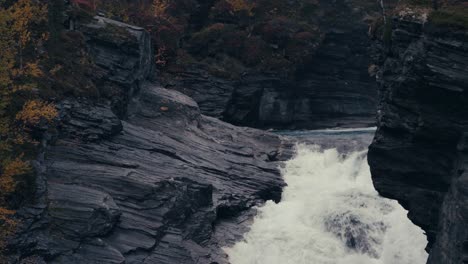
25,62,43,77
15,100,58,126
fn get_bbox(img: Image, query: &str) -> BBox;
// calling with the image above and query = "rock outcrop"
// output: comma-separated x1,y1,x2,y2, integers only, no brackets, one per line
290,0,378,129
162,0,379,129
368,9,468,263
80,16,153,117
7,16,288,264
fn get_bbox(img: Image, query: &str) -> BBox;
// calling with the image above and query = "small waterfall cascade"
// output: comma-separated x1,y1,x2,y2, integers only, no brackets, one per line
225,129,428,264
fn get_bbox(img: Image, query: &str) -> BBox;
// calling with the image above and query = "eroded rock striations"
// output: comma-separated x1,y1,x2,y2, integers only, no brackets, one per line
368,10,468,263
7,16,288,264
81,16,153,117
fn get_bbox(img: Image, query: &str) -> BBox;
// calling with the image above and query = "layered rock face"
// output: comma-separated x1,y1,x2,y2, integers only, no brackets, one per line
80,16,153,117
368,11,468,263
164,0,379,129
7,17,287,264
291,0,378,129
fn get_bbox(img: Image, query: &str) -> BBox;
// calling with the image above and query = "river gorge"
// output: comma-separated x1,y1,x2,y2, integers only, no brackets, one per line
226,129,428,264
3,1,468,264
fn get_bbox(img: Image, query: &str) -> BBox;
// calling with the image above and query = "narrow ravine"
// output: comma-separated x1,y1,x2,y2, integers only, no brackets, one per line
225,129,428,264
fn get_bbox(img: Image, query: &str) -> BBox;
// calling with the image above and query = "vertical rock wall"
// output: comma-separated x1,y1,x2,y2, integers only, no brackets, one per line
164,0,380,129
368,10,468,263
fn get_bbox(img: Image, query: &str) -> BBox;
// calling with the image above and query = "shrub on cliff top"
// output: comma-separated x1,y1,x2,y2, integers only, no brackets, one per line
226,0,255,16
429,6,468,28
90,0,325,76
397,0,468,29
15,100,58,128
241,36,268,66
190,23,231,55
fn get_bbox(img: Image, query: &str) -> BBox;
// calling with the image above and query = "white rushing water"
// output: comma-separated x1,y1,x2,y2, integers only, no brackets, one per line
225,143,428,264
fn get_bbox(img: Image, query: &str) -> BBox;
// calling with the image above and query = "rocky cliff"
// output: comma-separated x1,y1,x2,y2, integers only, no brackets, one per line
160,0,380,129
291,0,378,129
6,16,289,264
368,8,468,263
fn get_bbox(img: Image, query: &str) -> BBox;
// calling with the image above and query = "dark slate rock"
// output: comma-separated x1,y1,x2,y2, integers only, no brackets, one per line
80,15,153,117
82,16,152,87
6,16,288,264
57,100,123,142
48,183,121,239
368,12,468,263
162,66,236,119
50,239,126,264
162,0,378,130
8,84,286,264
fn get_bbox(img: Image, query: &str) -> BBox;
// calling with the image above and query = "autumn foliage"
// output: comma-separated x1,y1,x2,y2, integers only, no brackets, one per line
72,0,96,11
0,0,58,256
0,207,16,255
226,0,256,15
16,100,58,128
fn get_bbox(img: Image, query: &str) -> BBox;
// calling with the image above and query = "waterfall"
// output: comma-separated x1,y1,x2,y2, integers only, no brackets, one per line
225,130,428,264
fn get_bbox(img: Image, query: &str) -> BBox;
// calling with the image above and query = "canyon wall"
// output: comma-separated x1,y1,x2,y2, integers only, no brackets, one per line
11,2,468,263
161,0,380,129
7,17,289,264
368,9,468,263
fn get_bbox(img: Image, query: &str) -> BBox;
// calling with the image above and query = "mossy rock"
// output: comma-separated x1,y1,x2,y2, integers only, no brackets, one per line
429,7,468,29
94,23,137,46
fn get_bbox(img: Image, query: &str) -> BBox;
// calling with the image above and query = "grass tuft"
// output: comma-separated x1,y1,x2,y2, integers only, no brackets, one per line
429,7,468,29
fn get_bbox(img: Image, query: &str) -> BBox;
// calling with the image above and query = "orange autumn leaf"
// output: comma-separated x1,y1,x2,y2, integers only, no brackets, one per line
25,62,43,77
152,0,169,18
0,206,17,255
226,0,255,15
15,100,58,126
0,157,30,194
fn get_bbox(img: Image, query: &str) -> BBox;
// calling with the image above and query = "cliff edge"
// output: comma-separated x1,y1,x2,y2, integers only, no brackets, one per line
368,6,468,263
6,16,288,264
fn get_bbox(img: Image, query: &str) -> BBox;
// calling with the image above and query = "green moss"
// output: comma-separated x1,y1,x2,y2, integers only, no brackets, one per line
95,23,136,45
400,0,433,7
301,2,318,16
191,24,230,44
429,8,468,29
44,31,99,98
348,0,381,12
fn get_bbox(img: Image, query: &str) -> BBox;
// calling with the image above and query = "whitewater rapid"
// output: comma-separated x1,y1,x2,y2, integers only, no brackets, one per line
225,132,428,264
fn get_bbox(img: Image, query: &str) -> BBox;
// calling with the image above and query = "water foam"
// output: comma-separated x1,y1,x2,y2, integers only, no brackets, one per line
225,145,428,264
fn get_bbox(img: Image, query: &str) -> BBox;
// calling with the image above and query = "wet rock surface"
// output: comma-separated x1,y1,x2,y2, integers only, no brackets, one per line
9,83,287,264
7,17,288,264
368,12,468,263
